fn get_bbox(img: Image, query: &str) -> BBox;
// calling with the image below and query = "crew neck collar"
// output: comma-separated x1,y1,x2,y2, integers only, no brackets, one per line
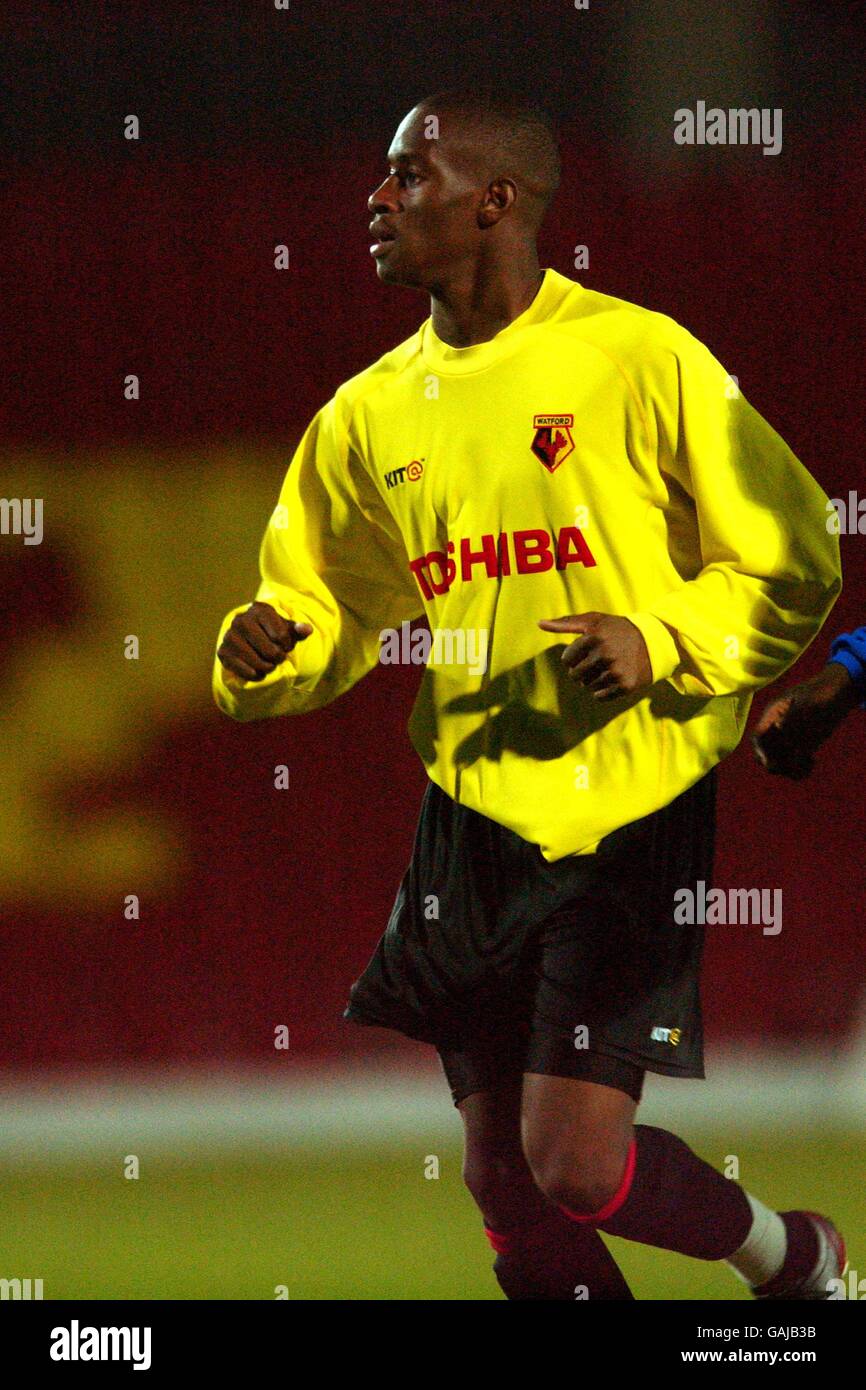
420,268,566,376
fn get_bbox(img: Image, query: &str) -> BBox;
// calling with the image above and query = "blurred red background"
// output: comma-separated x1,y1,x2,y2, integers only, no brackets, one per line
1,1,863,1072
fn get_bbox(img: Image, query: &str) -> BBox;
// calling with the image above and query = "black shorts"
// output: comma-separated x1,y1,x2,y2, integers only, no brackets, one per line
344,770,716,1106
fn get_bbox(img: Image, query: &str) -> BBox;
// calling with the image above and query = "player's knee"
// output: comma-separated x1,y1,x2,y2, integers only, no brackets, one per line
524,1135,626,1216
462,1150,526,1221
534,1161,621,1216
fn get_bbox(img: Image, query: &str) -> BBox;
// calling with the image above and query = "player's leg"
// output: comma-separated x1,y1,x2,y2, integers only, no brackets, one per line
521,1072,841,1297
451,1066,635,1300
458,1079,544,1233
522,1071,755,1255
517,766,844,1299
520,1073,637,1218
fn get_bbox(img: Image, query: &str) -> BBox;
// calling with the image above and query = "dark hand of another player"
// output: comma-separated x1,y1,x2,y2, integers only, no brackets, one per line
751,664,859,779
538,612,654,701
217,601,313,682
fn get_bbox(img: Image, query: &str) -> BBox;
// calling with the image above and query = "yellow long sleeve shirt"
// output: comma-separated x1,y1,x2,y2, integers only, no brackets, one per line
213,268,841,859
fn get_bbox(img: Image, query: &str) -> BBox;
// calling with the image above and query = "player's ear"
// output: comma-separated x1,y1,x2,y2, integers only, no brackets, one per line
477,178,516,228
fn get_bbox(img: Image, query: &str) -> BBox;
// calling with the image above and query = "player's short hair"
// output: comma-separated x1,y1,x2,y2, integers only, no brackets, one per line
414,85,562,227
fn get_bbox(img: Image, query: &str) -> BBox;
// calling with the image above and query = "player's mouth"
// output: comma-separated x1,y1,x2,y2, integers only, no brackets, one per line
369,221,398,256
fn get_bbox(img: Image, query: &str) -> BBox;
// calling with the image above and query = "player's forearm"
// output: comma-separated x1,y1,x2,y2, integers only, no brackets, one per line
211,596,389,721
641,461,842,698
638,559,842,699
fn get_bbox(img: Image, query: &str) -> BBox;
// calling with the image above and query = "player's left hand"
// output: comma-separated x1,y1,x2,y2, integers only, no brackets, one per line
538,612,653,701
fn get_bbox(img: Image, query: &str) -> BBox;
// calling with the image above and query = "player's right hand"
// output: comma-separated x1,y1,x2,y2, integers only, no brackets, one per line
217,601,313,682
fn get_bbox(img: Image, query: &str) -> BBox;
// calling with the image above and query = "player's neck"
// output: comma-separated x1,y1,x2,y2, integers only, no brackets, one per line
428,253,544,349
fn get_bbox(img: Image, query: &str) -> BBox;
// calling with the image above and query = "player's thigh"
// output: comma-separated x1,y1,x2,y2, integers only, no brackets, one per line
521,1072,637,1210
458,1079,524,1173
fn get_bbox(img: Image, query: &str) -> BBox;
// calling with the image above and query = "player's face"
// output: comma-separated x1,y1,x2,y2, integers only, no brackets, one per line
367,107,487,287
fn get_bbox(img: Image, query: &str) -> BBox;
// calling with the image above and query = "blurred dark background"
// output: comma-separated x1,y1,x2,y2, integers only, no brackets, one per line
1,0,864,1072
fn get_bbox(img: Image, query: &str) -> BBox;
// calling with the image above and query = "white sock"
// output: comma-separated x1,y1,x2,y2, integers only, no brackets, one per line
725,1193,787,1287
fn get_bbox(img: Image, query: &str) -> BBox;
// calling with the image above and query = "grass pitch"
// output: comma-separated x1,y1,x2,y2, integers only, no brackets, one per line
1,1131,862,1300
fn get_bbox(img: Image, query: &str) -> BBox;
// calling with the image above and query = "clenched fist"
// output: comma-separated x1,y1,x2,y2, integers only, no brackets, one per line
538,611,653,701
217,601,313,682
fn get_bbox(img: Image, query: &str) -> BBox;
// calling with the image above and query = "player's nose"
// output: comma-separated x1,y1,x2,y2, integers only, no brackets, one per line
367,176,399,213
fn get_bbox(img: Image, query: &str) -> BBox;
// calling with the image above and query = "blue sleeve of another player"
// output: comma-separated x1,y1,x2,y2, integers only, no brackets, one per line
827,626,866,705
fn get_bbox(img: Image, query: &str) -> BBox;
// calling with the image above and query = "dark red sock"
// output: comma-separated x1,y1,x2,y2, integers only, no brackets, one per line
486,1209,634,1300
564,1124,753,1260
752,1212,820,1296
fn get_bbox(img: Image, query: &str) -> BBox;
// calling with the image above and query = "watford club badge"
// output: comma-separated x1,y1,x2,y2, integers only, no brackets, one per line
531,414,575,473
